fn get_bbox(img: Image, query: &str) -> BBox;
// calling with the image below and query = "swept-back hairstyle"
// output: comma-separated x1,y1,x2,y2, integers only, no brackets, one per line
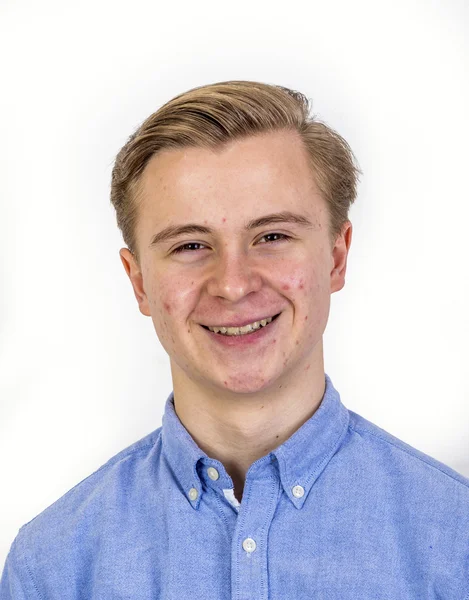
110,80,361,266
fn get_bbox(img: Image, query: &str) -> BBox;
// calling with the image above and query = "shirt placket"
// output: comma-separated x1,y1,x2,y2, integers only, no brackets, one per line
230,459,281,600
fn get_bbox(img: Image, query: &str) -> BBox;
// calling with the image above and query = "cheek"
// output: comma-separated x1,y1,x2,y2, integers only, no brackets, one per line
277,262,321,298
149,274,200,327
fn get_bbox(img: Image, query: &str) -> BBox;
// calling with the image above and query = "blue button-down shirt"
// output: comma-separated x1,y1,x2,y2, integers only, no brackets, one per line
2,373,469,599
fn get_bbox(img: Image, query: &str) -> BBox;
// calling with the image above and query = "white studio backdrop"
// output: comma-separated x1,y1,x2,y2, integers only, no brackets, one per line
0,0,468,568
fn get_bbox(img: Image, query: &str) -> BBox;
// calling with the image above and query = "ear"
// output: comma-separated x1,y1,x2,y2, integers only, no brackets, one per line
330,221,353,294
119,248,152,316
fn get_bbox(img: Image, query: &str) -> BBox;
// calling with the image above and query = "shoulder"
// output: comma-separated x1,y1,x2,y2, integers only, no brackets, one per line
13,426,163,555
346,409,469,492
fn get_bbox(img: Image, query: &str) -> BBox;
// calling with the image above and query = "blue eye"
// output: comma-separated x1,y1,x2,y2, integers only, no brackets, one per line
257,233,291,244
171,242,207,254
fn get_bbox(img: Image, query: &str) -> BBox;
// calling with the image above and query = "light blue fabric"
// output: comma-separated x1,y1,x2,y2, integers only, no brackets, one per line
2,373,469,599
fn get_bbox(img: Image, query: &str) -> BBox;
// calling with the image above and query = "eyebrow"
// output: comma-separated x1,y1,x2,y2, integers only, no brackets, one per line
149,211,315,248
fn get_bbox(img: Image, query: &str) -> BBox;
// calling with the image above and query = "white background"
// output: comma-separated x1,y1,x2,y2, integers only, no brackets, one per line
1,0,468,569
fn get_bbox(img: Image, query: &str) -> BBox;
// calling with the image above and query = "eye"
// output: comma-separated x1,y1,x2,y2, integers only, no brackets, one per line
171,242,208,254
257,232,292,245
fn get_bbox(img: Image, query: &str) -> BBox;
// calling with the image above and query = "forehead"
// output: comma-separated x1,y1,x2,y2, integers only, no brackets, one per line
136,129,327,227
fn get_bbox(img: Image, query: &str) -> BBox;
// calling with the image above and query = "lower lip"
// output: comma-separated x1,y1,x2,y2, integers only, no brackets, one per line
199,315,281,347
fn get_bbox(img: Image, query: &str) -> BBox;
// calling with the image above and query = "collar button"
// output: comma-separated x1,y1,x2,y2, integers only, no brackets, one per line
292,485,305,498
207,467,220,481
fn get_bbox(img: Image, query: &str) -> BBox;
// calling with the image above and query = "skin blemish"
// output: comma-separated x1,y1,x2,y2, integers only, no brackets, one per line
299,284,304,289
304,316,308,321
306,364,310,371
276,435,279,438
222,217,226,223
187,329,191,334
296,340,299,345
272,339,277,344
282,284,290,290
164,302,171,314
224,381,228,386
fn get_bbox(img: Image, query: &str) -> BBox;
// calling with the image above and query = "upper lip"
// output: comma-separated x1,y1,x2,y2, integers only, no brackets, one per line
200,313,281,328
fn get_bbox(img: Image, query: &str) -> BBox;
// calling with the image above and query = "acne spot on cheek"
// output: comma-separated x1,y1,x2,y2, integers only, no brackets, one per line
282,284,290,290
306,364,311,371
296,340,299,345
272,339,277,344
304,316,308,321
224,381,228,386
187,329,191,334
164,302,171,314
222,217,226,223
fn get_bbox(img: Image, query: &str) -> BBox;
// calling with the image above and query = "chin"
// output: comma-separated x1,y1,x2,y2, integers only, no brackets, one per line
219,374,273,395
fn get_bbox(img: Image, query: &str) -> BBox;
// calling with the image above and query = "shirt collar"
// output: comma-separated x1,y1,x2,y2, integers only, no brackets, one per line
161,372,349,510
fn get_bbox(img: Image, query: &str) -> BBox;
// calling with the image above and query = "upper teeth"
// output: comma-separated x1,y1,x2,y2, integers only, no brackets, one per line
207,316,274,336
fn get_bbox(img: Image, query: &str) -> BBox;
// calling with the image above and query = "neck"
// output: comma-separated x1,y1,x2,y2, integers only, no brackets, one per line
169,342,326,502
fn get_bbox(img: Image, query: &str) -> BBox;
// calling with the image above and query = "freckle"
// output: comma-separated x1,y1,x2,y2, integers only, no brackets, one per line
276,435,279,438
282,284,290,290
187,329,191,333
261,405,264,408
279,385,282,389
191,281,194,285
171,337,175,343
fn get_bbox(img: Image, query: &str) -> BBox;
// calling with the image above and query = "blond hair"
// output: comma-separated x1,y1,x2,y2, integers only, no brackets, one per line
110,80,361,266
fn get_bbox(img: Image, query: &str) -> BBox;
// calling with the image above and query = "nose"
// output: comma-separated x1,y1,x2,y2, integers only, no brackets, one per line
206,251,263,302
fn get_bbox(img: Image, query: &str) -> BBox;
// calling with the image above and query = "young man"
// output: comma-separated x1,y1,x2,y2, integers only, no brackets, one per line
2,81,468,598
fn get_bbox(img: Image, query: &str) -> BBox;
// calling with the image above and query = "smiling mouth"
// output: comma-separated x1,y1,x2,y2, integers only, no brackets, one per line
200,313,281,336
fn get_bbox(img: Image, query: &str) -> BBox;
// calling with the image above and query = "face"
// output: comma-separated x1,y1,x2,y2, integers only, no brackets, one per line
120,130,352,395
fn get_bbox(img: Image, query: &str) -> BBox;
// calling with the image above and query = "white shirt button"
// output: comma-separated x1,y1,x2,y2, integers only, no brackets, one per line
188,488,198,500
207,467,219,480
292,485,305,498
242,538,257,553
